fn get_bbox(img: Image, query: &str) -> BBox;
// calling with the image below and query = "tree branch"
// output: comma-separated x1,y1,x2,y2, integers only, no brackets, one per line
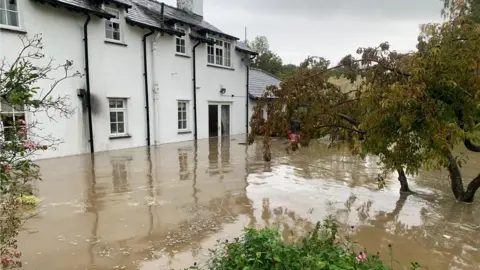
464,138,480,152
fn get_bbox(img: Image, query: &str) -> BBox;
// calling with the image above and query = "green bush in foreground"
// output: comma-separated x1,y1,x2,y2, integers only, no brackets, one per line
184,219,424,270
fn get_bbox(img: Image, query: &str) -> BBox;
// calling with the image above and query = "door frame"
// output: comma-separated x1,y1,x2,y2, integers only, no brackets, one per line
208,102,232,137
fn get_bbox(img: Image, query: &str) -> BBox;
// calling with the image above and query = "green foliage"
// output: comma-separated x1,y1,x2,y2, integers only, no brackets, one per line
1,34,79,268
185,219,424,270
249,13,480,201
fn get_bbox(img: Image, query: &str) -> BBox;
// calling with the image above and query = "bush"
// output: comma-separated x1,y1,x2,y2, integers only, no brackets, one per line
184,219,424,270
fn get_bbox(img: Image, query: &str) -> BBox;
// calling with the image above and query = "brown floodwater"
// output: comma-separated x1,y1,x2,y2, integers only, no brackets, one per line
17,136,480,270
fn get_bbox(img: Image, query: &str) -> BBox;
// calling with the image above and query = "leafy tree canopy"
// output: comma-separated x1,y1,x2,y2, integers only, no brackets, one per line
249,15,480,202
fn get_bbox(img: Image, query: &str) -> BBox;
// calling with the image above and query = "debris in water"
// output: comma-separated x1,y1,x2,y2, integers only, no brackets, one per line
443,235,451,239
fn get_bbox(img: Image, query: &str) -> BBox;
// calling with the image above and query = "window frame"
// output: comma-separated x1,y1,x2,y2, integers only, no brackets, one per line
0,98,26,142
104,6,123,42
207,37,233,68
0,0,21,29
108,98,128,137
177,100,189,132
175,24,187,55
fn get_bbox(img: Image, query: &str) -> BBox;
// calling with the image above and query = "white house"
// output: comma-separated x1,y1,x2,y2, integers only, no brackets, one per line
0,0,258,159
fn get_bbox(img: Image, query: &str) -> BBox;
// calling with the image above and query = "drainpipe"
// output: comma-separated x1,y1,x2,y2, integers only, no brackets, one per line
143,30,154,146
245,66,249,136
192,41,201,141
151,33,160,144
83,14,94,153
245,55,256,137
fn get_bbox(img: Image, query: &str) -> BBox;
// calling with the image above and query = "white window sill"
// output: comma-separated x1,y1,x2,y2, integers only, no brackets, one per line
0,25,27,34
175,53,191,58
104,39,128,47
178,130,192,134
109,134,131,140
207,64,234,71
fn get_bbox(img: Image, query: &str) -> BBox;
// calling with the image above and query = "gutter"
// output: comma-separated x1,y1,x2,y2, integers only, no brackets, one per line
143,30,154,146
245,55,257,136
83,14,94,153
192,41,202,141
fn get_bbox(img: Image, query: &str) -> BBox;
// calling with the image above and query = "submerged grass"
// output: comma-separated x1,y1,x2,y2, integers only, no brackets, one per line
183,218,425,270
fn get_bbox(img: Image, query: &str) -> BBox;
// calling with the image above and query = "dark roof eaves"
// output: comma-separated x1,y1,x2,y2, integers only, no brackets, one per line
189,34,215,45
125,17,185,36
31,0,115,19
236,46,258,55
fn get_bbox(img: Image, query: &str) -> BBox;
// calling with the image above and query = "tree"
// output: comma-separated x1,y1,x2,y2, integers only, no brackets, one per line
0,34,80,268
249,15,480,202
299,56,330,70
247,36,284,76
443,0,480,22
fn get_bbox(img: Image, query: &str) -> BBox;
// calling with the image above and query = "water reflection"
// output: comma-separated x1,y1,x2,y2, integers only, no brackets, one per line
17,137,480,270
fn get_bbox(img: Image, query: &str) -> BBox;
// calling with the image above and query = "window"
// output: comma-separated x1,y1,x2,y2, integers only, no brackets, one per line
105,7,122,41
177,101,189,131
109,99,127,136
0,98,26,141
0,0,19,27
175,26,186,54
207,38,232,67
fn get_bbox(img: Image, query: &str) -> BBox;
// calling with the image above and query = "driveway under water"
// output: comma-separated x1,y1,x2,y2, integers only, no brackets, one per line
18,136,480,270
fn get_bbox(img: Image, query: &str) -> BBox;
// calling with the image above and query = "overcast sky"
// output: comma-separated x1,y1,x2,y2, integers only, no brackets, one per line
163,0,445,65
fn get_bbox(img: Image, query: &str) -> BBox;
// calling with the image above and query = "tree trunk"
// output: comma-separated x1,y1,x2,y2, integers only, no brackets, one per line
445,150,467,201
458,173,480,203
397,168,412,193
444,149,480,203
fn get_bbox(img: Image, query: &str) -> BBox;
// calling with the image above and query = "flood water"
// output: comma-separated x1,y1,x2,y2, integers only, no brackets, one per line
18,136,480,270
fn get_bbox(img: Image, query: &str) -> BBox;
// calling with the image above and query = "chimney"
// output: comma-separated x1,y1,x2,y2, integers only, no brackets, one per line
177,0,203,17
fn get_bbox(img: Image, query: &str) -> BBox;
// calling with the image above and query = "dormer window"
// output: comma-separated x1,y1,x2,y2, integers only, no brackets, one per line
0,0,19,27
207,38,232,68
175,25,187,55
105,7,122,41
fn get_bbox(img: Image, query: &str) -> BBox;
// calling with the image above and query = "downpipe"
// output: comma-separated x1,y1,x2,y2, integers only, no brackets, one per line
151,33,161,144
192,41,201,141
83,14,94,153
143,30,154,146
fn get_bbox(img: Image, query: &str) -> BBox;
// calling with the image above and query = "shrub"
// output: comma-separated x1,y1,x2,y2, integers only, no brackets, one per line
184,219,424,270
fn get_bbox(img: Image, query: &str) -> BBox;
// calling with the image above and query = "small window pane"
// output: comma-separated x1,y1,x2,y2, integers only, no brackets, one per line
0,11,5,25
6,0,17,11
117,112,124,122
118,123,125,133
116,100,123,108
110,112,116,122
178,121,182,129
0,0,5,8
6,13,16,27
113,32,120,40
111,123,117,134
109,100,116,108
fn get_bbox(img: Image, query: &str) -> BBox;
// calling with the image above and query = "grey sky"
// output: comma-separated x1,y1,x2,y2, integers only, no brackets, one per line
163,0,444,64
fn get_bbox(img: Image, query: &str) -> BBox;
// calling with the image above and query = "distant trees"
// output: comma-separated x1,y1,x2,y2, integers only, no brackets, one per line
245,36,338,79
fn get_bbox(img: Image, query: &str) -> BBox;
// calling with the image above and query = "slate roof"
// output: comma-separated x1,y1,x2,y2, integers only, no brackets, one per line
249,68,281,99
32,0,256,54
236,42,257,55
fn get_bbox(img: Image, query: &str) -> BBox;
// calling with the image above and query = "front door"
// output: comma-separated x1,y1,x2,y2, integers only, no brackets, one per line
208,104,230,138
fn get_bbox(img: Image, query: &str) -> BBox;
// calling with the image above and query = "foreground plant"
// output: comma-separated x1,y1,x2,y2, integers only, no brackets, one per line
185,219,424,270
1,34,79,268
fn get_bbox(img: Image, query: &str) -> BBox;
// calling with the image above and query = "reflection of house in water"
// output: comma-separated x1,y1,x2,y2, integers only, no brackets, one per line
20,136,256,270
111,156,132,193
178,148,190,181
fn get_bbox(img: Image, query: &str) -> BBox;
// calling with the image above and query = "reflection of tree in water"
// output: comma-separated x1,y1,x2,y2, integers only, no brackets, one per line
353,194,480,269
